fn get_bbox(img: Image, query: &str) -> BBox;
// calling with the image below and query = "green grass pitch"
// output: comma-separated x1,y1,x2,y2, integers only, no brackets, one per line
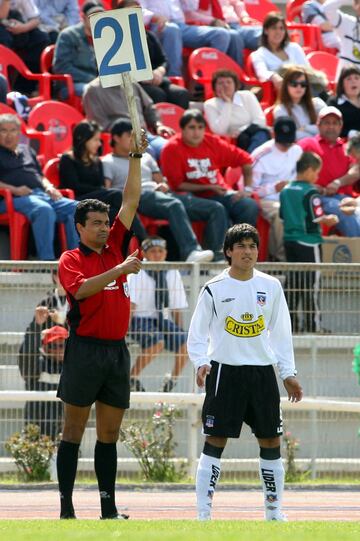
1,521,360,541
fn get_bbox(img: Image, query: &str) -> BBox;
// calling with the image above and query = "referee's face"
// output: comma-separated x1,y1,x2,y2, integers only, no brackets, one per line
227,239,258,275
77,211,111,249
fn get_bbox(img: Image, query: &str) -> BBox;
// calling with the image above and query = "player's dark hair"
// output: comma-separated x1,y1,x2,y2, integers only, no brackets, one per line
223,224,259,264
296,151,322,174
74,199,110,226
179,109,206,129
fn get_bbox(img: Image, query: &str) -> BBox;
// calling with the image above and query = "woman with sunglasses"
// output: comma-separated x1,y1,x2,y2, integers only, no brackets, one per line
273,66,326,140
250,12,309,93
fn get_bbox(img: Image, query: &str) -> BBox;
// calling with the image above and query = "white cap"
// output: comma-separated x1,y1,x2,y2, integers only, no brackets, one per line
318,106,343,121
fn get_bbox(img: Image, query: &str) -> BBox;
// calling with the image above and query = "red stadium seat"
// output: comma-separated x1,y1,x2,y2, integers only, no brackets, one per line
0,188,30,260
0,45,52,107
244,0,280,22
154,102,185,133
28,101,84,157
306,51,339,92
188,47,275,108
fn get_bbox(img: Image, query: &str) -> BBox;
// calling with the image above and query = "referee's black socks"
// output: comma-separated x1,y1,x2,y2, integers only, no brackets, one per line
57,440,80,519
95,440,118,519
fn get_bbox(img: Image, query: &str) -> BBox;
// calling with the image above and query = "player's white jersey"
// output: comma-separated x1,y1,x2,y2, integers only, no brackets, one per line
187,268,296,380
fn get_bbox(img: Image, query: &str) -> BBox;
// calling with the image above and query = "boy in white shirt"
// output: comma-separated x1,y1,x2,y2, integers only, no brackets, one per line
128,236,189,392
187,223,303,521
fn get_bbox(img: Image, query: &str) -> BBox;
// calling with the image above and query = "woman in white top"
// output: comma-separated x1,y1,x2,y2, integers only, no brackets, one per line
204,69,270,153
250,12,308,92
273,66,326,140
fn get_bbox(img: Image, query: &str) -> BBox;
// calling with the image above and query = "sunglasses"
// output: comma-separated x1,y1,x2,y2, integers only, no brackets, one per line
288,80,307,88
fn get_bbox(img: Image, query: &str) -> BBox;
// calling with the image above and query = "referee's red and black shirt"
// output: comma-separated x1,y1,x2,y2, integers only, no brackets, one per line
59,217,132,340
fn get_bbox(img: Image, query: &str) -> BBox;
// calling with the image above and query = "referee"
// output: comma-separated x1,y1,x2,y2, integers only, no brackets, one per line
187,223,303,521
56,130,148,520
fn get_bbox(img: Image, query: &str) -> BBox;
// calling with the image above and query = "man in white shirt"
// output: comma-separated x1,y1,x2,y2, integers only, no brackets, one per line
251,117,303,261
187,223,303,521
323,0,360,74
139,0,231,76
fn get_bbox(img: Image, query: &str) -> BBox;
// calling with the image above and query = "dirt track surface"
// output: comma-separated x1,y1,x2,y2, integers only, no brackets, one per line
0,488,360,521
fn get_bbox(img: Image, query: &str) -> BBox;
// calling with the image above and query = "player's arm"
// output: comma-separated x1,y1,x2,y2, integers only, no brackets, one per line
187,286,214,388
118,130,148,230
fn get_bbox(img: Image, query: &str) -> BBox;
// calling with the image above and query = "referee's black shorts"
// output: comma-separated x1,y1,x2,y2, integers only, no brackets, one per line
57,333,130,409
202,362,283,439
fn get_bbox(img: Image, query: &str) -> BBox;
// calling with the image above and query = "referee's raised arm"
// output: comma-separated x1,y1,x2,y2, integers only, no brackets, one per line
118,129,148,230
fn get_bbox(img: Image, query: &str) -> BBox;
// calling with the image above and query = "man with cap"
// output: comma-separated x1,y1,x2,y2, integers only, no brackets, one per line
251,117,303,261
299,105,360,236
23,325,68,440
102,118,215,262
52,1,104,97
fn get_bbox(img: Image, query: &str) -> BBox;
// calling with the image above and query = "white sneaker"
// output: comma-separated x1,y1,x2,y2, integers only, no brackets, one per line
186,249,214,263
198,512,211,521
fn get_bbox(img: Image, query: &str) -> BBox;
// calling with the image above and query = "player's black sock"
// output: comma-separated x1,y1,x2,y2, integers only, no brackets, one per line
57,440,80,518
95,440,118,518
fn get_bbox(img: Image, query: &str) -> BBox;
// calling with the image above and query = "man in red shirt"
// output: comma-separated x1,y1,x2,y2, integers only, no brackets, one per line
299,106,360,235
56,131,148,520
161,109,259,232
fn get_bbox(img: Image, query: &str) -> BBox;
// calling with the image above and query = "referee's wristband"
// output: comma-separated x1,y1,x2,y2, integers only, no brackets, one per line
128,152,143,159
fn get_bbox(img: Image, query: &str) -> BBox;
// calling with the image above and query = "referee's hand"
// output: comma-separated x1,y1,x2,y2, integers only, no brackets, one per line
118,249,142,275
283,376,303,403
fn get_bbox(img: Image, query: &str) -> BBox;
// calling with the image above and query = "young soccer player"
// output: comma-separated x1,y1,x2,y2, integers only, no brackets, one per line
187,223,303,521
128,236,188,392
280,151,339,332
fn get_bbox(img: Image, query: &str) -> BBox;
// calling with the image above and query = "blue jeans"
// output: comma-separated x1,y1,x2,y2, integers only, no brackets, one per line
139,191,201,260
153,21,231,76
0,188,78,260
174,193,228,255
321,194,360,236
146,132,167,161
211,192,259,227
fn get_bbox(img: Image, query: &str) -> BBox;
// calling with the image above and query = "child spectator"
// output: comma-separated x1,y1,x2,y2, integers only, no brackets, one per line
128,236,189,392
280,151,338,332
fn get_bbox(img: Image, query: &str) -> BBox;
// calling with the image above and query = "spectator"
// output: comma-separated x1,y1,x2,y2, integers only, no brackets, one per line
161,109,259,241
34,0,80,44
274,66,326,141
250,12,309,93
19,268,68,393
280,151,338,332
138,0,231,76
327,66,360,138
0,113,78,260
118,0,189,109
204,69,270,153
52,1,103,97
184,0,261,67
251,117,303,261
299,106,360,235
302,0,341,51
83,76,174,159
102,118,215,262
128,236,189,392
323,0,360,75
20,325,68,440
0,0,50,94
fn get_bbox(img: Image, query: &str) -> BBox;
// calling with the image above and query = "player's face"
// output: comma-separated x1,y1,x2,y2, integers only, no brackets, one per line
144,246,167,261
77,211,111,248
181,120,206,147
226,238,258,272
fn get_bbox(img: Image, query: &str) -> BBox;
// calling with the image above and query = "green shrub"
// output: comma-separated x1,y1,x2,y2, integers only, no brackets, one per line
5,424,56,482
120,402,186,482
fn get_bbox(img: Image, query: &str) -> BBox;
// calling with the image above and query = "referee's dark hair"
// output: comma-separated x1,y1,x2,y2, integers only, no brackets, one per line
223,223,259,264
179,109,206,129
296,151,322,174
74,199,110,226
